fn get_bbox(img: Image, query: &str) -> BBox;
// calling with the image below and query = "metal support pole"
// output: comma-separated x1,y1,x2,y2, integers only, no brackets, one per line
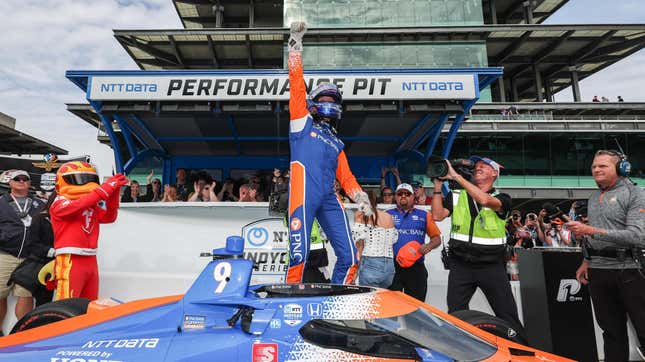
510,77,519,102
498,77,507,102
544,77,553,102
570,67,582,102
523,1,534,24
249,0,254,27
533,65,543,102
489,0,498,24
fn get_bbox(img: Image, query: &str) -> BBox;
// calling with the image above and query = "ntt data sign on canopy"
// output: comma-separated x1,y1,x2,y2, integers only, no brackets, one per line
88,73,477,101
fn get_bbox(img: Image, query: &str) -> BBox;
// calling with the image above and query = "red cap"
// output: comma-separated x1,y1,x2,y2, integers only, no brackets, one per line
396,241,423,268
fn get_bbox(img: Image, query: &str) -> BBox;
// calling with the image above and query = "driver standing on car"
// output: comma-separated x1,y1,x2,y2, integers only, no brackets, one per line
431,156,523,331
50,162,128,300
286,22,373,285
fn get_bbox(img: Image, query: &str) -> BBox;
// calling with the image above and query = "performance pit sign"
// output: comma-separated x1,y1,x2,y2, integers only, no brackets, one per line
88,73,477,101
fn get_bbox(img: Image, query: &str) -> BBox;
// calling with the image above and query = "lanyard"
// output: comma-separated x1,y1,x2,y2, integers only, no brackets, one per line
10,194,31,217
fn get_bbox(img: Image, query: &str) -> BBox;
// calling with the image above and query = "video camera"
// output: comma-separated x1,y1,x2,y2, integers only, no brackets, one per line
426,155,475,189
268,182,289,217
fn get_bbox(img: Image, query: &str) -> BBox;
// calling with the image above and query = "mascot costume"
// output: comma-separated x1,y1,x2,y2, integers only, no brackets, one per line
48,162,128,300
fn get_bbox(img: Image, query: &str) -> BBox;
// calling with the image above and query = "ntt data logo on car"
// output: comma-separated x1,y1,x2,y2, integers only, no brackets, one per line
252,343,278,362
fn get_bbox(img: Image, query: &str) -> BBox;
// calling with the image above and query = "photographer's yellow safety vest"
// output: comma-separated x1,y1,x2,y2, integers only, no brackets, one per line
450,189,506,245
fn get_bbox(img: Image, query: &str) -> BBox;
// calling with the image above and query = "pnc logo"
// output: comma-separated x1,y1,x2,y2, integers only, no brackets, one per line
252,343,278,362
290,217,302,231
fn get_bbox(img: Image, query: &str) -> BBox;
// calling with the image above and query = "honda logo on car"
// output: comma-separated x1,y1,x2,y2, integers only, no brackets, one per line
556,279,582,302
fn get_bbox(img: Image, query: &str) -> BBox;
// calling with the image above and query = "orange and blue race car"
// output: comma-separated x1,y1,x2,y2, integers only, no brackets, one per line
0,236,573,362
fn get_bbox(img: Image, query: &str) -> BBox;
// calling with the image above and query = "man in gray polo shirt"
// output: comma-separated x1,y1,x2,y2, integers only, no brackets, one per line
567,150,645,361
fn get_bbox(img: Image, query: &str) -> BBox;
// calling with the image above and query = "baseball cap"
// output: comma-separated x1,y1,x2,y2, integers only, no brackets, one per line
11,170,30,181
396,240,423,267
410,180,423,189
395,183,414,194
469,156,504,173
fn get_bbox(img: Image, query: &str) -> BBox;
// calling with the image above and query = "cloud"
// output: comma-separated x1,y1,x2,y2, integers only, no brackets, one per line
0,0,181,176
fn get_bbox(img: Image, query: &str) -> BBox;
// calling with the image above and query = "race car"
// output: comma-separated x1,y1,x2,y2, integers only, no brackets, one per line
0,236,572,362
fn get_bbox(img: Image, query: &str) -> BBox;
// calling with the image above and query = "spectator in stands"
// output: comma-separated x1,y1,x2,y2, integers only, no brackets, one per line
141,170,162,202
601,96,609,102
0,170,45,326
506,209,523,237
501,107,509,119
175,168,189,201
380,167,401,191
218,178,238,202
617,96,624,102
592,96,600,102
188,175,218,202
379,187,395,204
334,179,351,203
161,184,178,202
568,200,584,221
121,180,141,203
353,190,398,288
508,105,519,119
249,176,265,201
545,219,570,247
238,184,253,202
513,212,545,248
411,181,431,205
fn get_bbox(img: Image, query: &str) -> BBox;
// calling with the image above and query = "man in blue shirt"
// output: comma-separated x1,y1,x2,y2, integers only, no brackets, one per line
387,183,442,301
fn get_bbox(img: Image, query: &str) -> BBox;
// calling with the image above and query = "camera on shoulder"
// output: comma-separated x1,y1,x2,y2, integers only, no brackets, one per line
426,155,475,189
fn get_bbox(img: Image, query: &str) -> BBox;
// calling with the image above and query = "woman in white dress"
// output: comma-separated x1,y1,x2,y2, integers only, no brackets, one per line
352,191,398,288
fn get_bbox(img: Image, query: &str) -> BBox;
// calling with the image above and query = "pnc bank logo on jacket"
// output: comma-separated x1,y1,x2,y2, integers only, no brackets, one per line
556,279,582,302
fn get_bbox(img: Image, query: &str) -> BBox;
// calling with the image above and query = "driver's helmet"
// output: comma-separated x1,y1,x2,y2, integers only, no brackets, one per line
56,161,100,200
309,83,342,121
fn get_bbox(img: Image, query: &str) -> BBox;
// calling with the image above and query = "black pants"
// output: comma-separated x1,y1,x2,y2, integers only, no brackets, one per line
588,268,645,362
446,257,522,329
389,262,428,302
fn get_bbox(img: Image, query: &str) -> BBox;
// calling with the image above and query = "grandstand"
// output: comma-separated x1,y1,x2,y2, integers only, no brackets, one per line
67,0,644,205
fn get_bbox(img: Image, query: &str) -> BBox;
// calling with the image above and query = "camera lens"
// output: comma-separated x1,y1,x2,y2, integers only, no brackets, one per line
427,160,448,178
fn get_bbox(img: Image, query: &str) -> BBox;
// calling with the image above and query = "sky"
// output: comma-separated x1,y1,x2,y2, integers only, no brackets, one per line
0,0,643,177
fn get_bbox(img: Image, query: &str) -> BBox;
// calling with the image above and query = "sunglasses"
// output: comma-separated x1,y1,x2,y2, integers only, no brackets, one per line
396,192,412,197
382,192,394,196
152,181,161,184
12,176,30,182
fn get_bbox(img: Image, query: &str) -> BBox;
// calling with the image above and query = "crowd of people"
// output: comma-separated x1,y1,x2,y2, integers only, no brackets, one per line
119,168,290,204
592,95,624,102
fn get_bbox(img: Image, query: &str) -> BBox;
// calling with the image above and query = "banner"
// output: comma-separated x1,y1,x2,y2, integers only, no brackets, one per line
88,73,477,101
241,218,289,283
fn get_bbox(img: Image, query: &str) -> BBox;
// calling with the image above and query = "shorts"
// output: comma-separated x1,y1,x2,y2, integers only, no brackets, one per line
358,256,395,289
0,252,32,298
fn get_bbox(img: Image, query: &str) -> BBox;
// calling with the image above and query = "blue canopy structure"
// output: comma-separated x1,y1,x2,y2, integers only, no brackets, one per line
67,68,502,184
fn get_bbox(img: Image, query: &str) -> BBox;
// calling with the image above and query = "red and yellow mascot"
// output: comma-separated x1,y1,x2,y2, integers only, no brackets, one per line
49,162,128,300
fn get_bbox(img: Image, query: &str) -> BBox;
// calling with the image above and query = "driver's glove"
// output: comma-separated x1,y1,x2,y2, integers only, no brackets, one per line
354,191,374,217
289,22,307,52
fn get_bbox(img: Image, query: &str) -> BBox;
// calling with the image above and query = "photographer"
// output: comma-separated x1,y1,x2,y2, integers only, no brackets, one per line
513,213,545,249
567,150,645,361
431,156,522,330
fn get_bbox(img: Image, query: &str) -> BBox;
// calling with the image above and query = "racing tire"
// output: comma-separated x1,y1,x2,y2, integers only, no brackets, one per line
10,298,90,334
450,309,529,346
